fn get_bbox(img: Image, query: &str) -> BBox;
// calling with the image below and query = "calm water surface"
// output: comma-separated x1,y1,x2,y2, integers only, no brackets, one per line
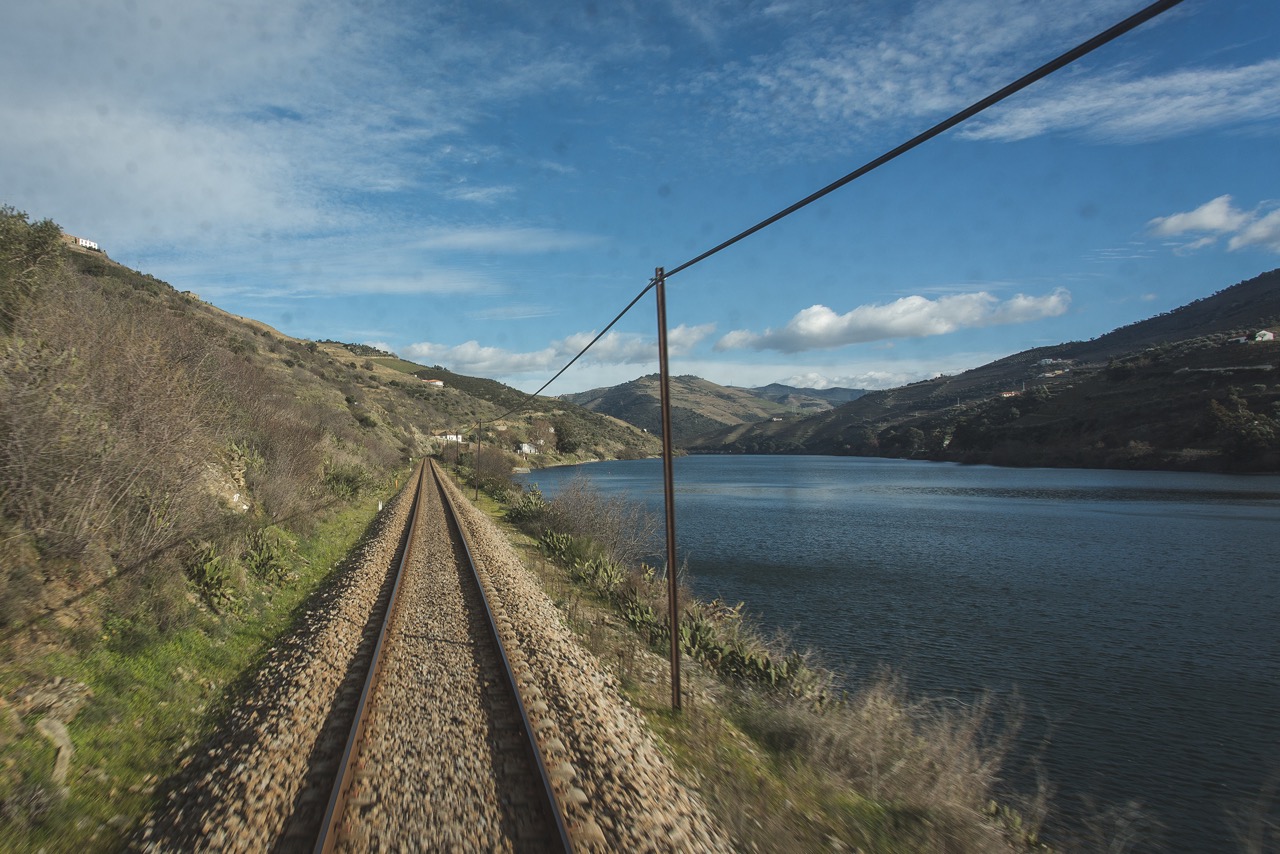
520,455,1280,852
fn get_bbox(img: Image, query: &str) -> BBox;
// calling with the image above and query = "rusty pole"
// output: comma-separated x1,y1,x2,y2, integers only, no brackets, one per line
474,421,482,501
654,267,681,712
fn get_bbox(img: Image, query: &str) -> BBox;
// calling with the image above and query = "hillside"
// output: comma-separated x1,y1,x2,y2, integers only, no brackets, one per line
0,204,659,631
560,374,787,440
561,375,866,441
0,205,664,848
687,269,1280,472
743,383,868,411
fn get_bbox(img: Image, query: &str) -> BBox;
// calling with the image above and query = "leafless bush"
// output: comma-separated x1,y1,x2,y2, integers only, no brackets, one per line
0,287,228,566
739,670,1040,852
473,445,516,495
542,475,659,566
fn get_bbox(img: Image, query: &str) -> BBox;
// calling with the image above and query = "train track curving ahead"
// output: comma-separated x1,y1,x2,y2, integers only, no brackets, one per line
312,460,572,852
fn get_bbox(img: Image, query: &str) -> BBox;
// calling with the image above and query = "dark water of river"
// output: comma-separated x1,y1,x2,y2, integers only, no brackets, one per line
520,455,1280,853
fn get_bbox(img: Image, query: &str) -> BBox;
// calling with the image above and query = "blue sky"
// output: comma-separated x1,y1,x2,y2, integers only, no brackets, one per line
3,0,1278,394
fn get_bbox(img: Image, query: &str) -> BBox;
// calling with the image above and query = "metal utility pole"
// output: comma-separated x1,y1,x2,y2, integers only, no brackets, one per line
474,421,482,501
654,267,681,711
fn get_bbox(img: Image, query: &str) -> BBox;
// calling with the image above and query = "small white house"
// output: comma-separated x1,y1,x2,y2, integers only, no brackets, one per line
440,433,464,443
1256,330,1275,342
422,378,445,388
518,443,537,455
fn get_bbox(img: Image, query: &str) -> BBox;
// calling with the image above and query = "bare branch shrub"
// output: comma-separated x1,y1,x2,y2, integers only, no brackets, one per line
738,671,1039,852
540,475,659,567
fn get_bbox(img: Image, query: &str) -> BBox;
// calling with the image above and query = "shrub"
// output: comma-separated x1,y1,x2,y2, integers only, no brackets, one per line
473,445,515,497
244,525,298,580
324,465,368,499
536,476,658,567
184,542,240,609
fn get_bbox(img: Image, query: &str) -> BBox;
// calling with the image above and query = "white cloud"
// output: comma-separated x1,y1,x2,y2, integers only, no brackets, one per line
1148,196,1280,254
716,289,1070,353
961,60,1280,143
1228,209,1280,253
1150,195,1251,236
402,340,562,376
400,323,716,380
779,370,921,390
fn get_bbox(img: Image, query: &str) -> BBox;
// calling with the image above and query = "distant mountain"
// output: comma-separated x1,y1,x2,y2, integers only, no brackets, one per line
742,383,868,411
561,374,803,441
686,269,1280,472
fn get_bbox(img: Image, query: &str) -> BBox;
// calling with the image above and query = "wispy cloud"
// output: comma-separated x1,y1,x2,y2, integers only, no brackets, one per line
1230,210,1280,253
1148,195,1280,253
443,185,518,204
962,60,1280,143
0,0,589,249
693,0,1142,145
467,305,557,321
716,290,1071,353
415,227,605,253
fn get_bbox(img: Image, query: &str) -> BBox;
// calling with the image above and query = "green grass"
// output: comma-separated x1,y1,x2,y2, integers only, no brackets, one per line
0,481,403,851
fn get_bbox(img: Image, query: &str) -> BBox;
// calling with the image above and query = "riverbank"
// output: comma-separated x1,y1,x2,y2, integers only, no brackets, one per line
469,470,1051,852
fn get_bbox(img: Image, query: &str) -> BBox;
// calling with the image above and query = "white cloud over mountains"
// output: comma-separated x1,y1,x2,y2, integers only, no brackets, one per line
402,323,716,378
1149,195,1280,253
716,289,1071,353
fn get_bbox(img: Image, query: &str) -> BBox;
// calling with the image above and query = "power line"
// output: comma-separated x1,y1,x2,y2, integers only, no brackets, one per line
663,0,1186,279
479,0,1185,416
484,278,658,425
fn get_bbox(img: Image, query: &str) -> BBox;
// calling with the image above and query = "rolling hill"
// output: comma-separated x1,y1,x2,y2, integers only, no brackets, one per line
560,374,867,441
686,269,1280,472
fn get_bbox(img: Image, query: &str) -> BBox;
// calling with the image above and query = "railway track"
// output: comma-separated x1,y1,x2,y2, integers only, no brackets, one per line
135,460,730,853
312,460,571,852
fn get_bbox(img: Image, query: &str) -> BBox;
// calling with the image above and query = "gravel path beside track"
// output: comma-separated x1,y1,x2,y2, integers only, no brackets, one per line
135,487,416,852
436,473,731,853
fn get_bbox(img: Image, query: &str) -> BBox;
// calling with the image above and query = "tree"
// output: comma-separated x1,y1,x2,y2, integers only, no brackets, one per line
0,206,63,333
474,445,514,494
529,418,555,451
554,419,580,454
1208,389,1278,465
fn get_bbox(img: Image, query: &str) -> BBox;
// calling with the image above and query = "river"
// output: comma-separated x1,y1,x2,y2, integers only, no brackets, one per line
518,455,1280,852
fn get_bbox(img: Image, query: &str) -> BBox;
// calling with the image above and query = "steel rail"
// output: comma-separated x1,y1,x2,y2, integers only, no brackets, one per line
314,461,427,854
430,459,575,853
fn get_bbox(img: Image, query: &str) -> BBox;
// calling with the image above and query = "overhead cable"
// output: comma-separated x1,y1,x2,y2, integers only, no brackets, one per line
481,0,1185,413
663,0,1186,279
